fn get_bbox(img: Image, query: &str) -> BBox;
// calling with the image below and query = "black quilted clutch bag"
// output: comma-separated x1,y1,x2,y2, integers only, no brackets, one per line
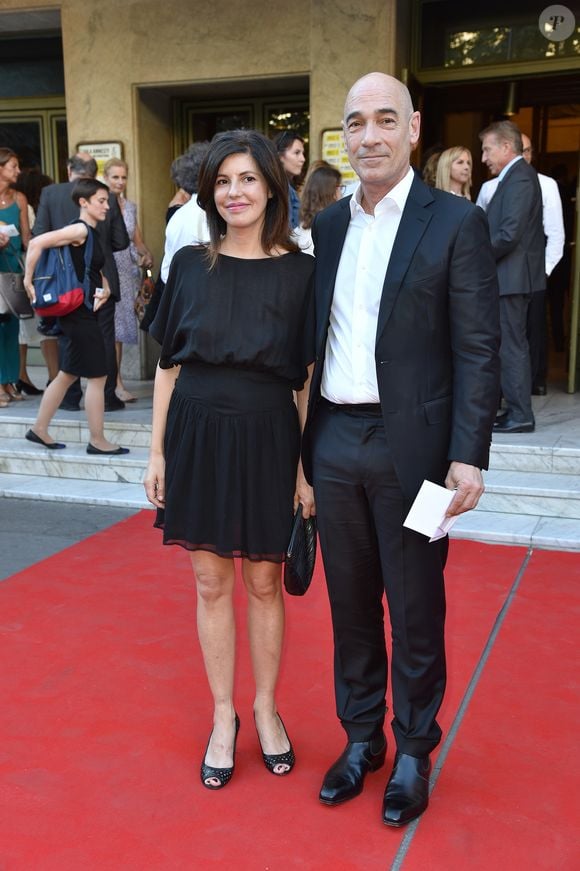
284,505,317,596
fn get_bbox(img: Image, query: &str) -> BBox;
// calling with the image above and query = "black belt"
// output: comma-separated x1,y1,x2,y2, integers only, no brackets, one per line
320,397,382,416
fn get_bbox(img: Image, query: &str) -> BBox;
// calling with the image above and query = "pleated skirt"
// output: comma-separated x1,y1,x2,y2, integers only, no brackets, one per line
155,362,300,562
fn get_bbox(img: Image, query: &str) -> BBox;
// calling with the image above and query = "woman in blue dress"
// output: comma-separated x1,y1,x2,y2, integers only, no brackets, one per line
0,148,31,406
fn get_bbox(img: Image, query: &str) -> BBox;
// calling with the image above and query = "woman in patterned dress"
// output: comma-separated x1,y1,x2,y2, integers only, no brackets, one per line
103,158,153,403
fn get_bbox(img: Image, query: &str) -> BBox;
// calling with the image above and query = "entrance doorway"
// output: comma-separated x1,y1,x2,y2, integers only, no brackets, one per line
418,74,580,392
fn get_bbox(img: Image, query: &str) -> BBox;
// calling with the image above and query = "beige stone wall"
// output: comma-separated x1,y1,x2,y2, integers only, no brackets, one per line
2,0,399,374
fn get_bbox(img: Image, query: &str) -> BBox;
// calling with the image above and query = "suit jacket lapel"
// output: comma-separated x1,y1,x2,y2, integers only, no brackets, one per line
375,176,434,345
315,196,351,354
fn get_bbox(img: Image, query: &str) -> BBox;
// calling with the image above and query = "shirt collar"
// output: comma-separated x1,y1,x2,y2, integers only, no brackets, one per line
497,154,523,182
349,166,415,218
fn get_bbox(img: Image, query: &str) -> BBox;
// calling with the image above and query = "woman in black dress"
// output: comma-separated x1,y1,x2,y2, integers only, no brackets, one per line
22,179,128,454
144,130,315,790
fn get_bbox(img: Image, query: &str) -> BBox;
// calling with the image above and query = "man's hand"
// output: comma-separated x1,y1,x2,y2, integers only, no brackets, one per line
445,462,484,516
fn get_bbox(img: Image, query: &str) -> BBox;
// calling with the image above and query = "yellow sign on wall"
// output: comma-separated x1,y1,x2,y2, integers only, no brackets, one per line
321,129,357,185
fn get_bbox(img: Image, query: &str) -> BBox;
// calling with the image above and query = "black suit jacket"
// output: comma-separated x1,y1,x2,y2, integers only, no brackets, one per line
302,175,501,502
486,157,545,296
34,182,130,300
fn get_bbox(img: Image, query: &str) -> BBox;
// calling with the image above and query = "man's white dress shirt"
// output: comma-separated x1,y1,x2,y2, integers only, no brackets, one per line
321,166,414,404
160,198,209,282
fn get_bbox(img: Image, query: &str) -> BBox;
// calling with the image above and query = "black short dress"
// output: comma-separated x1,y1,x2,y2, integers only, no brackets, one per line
149,246,315,563
59,221,107,378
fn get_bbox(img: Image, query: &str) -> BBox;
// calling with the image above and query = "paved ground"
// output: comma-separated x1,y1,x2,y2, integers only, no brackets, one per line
0,498,140,581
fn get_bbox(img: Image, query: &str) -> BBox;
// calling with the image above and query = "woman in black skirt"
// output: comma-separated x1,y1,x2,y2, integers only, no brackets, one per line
144,130,315,789
23,178,128,454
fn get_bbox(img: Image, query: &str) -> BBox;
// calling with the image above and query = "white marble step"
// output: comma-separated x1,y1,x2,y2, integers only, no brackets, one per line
490,441,580,475
1,415,151,448
0,438,148,485
0,472,151,509
450,511,580,551
479,469,580,519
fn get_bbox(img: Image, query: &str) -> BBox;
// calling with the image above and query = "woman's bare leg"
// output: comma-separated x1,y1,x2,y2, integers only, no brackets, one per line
191,550,237,786
30,370,77,442
242,559,291,768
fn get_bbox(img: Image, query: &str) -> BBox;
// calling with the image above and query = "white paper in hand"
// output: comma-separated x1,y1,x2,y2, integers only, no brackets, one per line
403,480,458,542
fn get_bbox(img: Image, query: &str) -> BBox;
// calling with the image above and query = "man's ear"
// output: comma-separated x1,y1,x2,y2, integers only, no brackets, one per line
409,111,421,147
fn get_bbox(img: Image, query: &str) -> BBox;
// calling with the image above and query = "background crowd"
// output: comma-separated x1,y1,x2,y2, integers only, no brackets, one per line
0,118,575,429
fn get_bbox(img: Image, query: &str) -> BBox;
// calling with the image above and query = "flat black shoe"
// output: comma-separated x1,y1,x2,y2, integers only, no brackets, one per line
59,401,81,412
16,379,43,396
532,384,547,396
200,714,240,790
256,713,295,776
86,443,130,455
493,417,535,434
382,752,431,827
25,429,66,450
319,733,387,806
104,398,126,412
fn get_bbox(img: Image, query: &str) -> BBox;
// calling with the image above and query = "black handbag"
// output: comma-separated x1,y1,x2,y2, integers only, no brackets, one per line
284,505,317,596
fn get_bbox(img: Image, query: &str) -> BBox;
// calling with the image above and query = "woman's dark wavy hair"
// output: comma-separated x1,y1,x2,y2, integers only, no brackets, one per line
197,129,298,266
299,162,342,229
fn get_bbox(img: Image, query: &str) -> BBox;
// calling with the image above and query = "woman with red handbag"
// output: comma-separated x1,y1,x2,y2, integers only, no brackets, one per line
22,178,128,454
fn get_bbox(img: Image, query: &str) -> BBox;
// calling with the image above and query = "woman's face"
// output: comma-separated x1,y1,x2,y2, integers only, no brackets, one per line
0,157,20,186
105,164,128,195
81,189,110,222
450,151,471,187
214,152,270,233
280,139,305,178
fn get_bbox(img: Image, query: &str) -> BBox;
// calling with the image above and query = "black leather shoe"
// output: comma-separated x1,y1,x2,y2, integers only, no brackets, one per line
59,400,81,412
382,752,431,827
532,384,547,396
493,417,535,433
16,379,43,396
25,429,66,450
319,733,387,806
87,443,130,455
104,397,125,412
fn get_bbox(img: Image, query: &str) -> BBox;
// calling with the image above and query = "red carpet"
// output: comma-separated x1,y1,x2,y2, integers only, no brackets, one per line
0,513,577,870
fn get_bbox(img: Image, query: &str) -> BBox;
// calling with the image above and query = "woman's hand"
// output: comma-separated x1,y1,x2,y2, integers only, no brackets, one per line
23,275,35,302
93,286,110,312
144,452,166,508
294,461,315,518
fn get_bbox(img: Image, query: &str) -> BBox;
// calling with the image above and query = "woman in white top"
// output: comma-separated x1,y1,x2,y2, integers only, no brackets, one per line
435,146,472,200
293,162,343,255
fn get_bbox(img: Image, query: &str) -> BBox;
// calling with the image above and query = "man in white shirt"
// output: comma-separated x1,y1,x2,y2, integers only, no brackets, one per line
476,133,564,394
522,134,564,393
300,72,500,827
160,197,209,283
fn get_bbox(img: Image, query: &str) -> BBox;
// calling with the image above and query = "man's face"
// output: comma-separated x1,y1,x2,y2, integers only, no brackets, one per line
481,134,511,176
522,135,533,165
342,75,420,194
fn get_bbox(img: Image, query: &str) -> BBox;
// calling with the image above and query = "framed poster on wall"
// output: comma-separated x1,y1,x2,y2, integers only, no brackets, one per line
76,141,123,179
320,129,357,186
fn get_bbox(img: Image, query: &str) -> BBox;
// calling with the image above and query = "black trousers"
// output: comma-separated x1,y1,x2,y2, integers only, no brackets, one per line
311,402,448,757
499,294,533,422
60,298,118,404
527,289,547,388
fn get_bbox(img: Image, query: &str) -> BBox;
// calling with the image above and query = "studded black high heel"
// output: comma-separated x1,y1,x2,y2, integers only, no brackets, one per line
256,713,295,776
200,714,240,790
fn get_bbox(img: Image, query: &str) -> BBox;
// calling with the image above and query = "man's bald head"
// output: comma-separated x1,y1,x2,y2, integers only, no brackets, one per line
344,72,414,122
342,71,420,207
